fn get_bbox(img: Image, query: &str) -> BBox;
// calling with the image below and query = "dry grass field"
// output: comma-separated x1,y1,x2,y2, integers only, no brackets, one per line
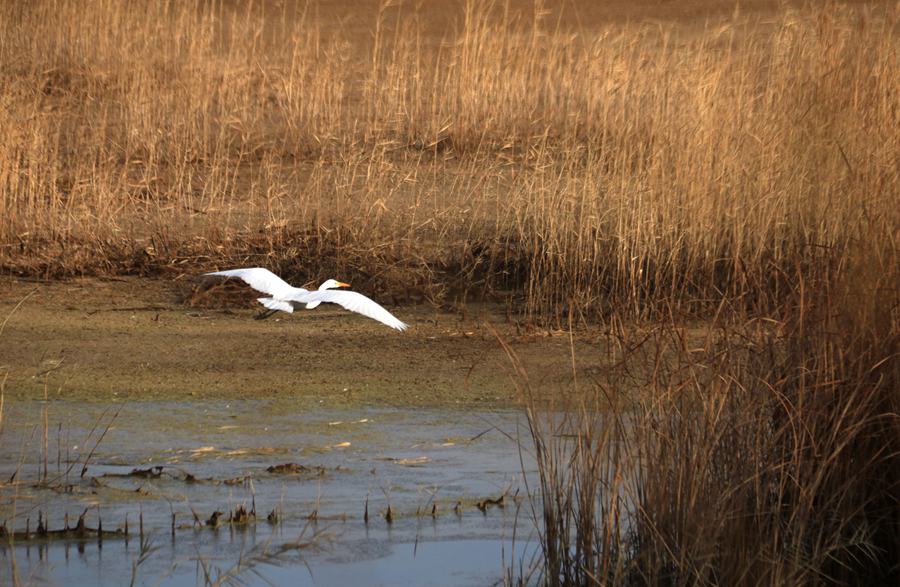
1,0,895,322
1,1,898,584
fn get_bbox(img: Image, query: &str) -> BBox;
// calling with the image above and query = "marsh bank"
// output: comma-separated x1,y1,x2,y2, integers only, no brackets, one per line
0,276,611,406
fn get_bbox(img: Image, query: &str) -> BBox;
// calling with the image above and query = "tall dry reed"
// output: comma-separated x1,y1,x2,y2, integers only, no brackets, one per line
1,1,896,322
508,233,898,584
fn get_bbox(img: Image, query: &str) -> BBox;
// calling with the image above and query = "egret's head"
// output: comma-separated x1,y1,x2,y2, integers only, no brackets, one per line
319,279,351,291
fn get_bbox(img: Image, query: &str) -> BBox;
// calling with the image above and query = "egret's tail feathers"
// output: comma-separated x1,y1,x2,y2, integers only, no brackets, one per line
257,298,294,313
305,301,321,310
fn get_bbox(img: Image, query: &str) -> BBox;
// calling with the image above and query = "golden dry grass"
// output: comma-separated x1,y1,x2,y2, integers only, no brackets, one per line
1,0,896,323
508,233,898,584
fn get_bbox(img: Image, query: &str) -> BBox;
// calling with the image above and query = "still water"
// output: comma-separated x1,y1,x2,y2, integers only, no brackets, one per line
1,399,541,586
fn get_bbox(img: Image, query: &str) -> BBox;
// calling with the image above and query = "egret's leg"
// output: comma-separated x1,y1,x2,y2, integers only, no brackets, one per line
254,309,278,320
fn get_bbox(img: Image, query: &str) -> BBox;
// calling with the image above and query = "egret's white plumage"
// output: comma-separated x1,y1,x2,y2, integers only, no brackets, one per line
205,268,407,331
257,297,295,313
208,268,300,300
296,289,406,330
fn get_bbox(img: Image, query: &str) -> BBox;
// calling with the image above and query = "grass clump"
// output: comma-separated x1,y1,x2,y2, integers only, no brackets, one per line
510,235,898,584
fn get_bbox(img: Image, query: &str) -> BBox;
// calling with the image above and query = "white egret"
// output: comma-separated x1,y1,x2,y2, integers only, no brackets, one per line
205,268,408,331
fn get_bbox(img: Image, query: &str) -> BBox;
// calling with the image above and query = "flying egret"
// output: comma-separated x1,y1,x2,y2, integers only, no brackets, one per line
205,268,408,331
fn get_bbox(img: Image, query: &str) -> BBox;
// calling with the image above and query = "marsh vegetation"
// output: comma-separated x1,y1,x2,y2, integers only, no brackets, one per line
1,0,897,585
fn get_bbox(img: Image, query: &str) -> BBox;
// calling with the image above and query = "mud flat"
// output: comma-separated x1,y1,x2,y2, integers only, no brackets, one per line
1,276,606,407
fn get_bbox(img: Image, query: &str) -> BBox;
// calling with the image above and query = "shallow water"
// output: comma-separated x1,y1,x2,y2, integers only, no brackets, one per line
1,399,540,586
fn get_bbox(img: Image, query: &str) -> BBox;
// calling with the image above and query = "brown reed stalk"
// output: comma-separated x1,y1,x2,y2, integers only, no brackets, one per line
510,231,898,585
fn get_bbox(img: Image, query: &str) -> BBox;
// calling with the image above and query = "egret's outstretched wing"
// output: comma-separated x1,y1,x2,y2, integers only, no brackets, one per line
301,290,407,331
257,297,294,313
206,268,303,299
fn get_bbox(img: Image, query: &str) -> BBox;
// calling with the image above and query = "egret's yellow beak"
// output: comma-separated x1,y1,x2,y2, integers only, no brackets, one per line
336,281,351,288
